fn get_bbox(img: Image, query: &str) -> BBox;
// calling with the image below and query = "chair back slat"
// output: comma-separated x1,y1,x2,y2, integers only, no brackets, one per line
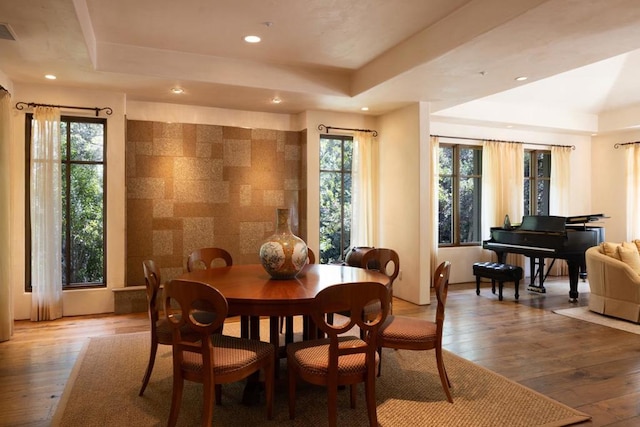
187,247,233,272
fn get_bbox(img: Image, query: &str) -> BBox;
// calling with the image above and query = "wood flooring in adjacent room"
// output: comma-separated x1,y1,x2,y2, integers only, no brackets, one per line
1,277,639,426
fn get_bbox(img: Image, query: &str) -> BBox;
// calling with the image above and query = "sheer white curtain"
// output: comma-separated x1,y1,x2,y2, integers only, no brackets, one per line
0,90,13,340
351,131,377,247
550,146,571,215
30,106,63,321
549,145,572,275
481,141,524,265
625,144,640,240
430,136,440,272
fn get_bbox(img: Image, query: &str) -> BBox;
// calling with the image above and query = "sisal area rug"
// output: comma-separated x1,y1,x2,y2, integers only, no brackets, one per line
53,327,590,426
554,306,640,335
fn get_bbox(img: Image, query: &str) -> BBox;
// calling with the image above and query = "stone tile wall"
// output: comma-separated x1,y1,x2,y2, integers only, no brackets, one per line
126,120,306,286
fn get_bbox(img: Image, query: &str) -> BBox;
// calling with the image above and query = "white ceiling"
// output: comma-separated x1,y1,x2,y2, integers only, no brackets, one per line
2,0,640,132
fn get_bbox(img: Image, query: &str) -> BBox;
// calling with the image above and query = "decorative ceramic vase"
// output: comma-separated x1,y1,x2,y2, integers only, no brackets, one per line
259,208,308,279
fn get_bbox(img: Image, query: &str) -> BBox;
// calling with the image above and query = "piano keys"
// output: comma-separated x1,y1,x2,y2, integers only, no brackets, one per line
482,214,606,302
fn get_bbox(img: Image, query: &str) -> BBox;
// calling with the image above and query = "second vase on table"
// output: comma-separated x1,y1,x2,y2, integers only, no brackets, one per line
259,208,308,279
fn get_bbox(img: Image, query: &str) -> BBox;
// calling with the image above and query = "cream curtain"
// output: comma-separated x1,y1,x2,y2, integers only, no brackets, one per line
30,106,63,321
430,136,440,273
0,90,13,340
625,144,640,240
550,146,571,215
351,131,377,247
481,141,524,265
549,145,572,275
481,141,524,238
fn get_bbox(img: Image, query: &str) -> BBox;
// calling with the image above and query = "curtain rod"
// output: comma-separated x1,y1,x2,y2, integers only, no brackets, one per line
318,123,378,137
431,134,575,150
614,141,640,148
15,101,113,117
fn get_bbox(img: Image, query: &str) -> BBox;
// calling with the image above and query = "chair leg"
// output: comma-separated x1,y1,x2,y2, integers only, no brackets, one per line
201,376,214,427
167,375,184,427
138,338,158,396
376,346,383,377
264,354,275,420
215,384,222,405
288,364,297,419
435,347,453,403
327,383,339,427
365,375,378,427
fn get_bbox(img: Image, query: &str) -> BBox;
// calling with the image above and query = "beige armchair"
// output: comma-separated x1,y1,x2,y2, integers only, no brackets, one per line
585,245,640,323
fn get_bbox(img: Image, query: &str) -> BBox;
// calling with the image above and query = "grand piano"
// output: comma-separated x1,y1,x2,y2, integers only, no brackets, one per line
482,214,606,301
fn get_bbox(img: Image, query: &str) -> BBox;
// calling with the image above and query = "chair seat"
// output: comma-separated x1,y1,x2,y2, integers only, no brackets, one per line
379,315,437,348
182,334,274,376
287,336,378,376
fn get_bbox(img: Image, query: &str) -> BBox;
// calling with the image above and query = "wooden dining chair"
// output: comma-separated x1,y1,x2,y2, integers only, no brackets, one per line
163,279,275,426
186,247,249,335
186,247,233,271
139,260,179,396
360,248,400,314
287,281,389,427
376,261,453,403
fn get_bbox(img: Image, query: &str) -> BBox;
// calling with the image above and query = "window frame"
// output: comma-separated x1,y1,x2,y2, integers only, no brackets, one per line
438,143,482,247
524,149,551,216
25,114,107,291
319,133,353,263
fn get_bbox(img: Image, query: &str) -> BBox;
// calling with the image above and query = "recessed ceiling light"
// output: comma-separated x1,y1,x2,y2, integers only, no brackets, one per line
44,74,56,80
361,107,369,111
271,97,282,104
515,76,528,81
244,35,261,43
170,87,184,94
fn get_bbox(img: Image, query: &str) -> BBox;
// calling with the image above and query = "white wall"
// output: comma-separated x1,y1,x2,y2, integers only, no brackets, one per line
591,130,640,242
10,84,126,319
377,103,432,304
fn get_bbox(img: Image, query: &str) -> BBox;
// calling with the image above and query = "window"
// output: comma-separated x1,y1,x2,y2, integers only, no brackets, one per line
524,150,551,216
438,144,482,246
319,134,352,263
26,115,106,290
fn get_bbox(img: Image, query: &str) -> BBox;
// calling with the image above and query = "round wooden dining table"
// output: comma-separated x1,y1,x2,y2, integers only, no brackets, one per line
179,263,389,315
178,263,390,402
178,263,390,344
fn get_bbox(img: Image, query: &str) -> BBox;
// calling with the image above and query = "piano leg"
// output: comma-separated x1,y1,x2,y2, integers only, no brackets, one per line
579,259,588,281
567,260,580,303
527,257,546,294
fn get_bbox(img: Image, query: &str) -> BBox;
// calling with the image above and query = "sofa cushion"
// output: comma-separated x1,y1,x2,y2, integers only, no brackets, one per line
617,244,640,275
601,242,621,260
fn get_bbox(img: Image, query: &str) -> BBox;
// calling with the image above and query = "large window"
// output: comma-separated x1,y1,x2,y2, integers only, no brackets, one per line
438,144,482,246
26,115,106,290
319,135,352,263
524,150,551,216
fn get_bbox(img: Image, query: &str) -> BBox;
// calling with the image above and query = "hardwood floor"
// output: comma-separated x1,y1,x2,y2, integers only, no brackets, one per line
1,277,640,426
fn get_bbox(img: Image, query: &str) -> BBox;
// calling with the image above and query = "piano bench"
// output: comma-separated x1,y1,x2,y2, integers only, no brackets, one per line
473,262,523,301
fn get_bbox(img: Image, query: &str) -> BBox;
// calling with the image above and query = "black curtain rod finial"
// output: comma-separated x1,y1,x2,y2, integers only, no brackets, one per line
614,141,640,148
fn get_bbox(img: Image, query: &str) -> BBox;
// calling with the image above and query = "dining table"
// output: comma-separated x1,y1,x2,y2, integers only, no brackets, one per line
178,262,391,346
178,262,391,404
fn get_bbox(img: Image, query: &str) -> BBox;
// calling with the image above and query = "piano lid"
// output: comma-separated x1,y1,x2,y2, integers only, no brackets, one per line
519,215,566,233
566,213,607,224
